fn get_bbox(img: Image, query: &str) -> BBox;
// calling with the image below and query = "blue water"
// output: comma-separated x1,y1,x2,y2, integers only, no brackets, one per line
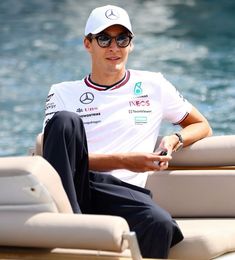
0,0,235,156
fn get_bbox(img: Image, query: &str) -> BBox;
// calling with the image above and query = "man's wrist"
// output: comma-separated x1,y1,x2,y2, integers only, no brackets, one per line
173,132,184,152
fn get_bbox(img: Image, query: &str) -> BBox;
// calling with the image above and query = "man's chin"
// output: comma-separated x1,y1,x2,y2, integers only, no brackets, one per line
107,64,124,73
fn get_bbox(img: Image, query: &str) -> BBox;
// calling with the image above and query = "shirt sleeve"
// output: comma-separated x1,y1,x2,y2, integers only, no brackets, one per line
160,74,192,124
42,84,64,132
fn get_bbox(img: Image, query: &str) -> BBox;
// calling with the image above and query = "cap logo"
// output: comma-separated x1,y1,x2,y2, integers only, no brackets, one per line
105,9,120,20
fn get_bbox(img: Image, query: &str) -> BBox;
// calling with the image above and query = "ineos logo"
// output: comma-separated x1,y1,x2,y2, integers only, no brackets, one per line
80,92,94,104
105,9,120,20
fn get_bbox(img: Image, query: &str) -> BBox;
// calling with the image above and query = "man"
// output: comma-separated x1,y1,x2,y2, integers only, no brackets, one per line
43,5,212,259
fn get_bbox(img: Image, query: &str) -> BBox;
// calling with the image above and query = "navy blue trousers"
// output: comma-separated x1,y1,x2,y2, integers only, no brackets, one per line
43,111,183,259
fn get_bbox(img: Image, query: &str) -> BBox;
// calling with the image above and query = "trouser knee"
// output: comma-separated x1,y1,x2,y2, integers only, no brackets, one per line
50,111,83,130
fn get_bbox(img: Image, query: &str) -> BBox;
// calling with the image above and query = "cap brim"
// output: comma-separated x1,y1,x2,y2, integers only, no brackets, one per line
86,21,133,35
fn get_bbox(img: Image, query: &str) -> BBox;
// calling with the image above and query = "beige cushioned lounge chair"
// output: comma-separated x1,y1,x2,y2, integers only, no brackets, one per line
148,135,235,259
1,134,235,259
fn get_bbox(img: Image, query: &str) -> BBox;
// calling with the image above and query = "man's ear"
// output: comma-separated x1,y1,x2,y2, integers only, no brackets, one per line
84,37,92,53
129,42,134,53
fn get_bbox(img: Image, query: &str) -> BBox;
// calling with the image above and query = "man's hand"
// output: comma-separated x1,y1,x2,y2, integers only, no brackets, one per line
119,152,172,172
155,134,181,168
89,152,172,172
157,135,180,155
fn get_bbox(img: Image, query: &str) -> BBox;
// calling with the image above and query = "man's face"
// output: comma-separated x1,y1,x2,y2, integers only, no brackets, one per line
84,25,133,76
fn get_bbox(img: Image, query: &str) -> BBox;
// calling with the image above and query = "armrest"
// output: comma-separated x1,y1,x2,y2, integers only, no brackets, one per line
0,212,129,252
146,169,235,217
169,135,235,167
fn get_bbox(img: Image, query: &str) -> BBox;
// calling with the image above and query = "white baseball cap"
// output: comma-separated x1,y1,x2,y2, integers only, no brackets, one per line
85,5,133,36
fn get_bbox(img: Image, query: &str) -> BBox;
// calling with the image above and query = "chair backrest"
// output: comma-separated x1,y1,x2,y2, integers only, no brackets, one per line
0,156,73,213
149,135,235,217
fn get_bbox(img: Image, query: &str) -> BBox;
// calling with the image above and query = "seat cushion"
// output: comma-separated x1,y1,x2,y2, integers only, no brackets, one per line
0,212,129,252
169,219,235,260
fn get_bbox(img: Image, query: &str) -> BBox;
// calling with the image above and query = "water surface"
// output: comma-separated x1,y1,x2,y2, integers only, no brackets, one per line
0,0,234,156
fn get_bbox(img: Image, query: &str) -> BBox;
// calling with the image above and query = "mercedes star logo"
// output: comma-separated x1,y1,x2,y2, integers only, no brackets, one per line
105,9,120,20
80,92,94,104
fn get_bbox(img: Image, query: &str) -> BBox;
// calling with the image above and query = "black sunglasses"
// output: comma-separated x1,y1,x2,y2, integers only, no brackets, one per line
89,33,133,48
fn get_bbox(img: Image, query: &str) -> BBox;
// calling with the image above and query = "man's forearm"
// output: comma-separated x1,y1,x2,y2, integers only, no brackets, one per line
178,121,212,147
178,106,213,147
88,152,172,172
158,107,212,153
89,153,124,172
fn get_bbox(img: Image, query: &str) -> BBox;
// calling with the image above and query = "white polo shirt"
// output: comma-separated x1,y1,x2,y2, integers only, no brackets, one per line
43,69,192,187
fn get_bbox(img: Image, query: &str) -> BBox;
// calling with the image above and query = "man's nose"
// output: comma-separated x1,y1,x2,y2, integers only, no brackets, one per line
109,38,119,49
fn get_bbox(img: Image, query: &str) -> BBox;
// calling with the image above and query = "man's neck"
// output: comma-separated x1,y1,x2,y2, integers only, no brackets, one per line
90,70,126,86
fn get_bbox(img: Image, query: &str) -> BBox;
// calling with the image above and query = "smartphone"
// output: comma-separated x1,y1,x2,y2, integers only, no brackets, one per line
159,150,167,156
156,150,168,166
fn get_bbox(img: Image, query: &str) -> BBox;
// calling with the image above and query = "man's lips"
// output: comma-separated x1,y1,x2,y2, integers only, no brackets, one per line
106,57,120,61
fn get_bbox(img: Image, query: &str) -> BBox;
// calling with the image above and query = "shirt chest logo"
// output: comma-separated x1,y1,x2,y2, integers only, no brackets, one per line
80,92,94,104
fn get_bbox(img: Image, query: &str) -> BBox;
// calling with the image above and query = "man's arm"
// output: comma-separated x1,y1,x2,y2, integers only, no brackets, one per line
89,105,212,173
159,105,213,153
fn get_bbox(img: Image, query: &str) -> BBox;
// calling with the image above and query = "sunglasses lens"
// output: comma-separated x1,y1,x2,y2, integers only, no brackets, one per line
97,35,111,47
94,33,132,48
116,34,131,47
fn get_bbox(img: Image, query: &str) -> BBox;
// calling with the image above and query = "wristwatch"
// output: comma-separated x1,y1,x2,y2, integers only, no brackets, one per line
173,132,184,152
